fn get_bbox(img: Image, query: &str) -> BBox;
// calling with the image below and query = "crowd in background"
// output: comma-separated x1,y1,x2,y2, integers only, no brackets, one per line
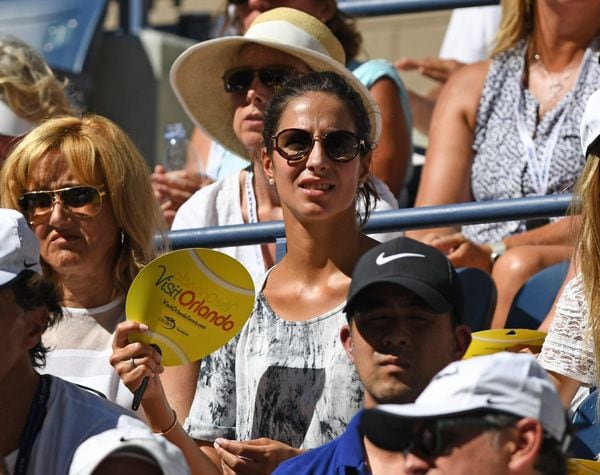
1,0,600,473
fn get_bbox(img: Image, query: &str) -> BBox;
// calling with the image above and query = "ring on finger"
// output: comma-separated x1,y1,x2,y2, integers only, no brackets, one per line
130,357,137,369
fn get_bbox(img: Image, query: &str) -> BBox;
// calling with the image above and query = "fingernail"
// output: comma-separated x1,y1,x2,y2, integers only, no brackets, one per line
139,324,149,332
214,439,222,449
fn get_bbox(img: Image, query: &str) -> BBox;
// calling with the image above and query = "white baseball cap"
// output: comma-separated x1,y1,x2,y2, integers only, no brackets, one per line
361,352,568,445
69,425,190,475
580,89,600,155
0,208,41,287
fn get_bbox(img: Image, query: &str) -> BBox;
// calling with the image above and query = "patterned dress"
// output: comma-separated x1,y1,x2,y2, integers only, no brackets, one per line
463,39,600,243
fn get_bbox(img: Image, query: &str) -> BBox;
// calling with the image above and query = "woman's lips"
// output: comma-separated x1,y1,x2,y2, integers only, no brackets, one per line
299,179,334,195
49,232,81,245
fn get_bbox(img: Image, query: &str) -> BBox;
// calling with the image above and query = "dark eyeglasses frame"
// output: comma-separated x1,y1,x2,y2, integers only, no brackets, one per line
272,128,367,163
222,66,298,93
19,185,106,223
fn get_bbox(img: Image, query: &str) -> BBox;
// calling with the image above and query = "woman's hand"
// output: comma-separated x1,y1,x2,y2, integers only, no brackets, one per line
214,438,303,475
431,233,493,272
152,165,214,225
395,56,464,84
110,321,165,403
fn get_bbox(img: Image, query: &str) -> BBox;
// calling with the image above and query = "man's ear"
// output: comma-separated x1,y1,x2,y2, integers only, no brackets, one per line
22,307,47,352
340,323,355,363
506,418,544,472
452,324,472,360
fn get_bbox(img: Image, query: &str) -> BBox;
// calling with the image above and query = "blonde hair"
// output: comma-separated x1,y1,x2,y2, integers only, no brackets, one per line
0,34,78,123
572,145,600,389
0,115,166,295
491,0,533,56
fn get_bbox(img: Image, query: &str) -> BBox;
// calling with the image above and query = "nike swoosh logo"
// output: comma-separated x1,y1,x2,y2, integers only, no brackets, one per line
375,252,425,266
23,260,38,268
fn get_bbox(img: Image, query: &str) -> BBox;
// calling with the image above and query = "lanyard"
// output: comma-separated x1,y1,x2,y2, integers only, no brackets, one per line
244,169,265,271
14,375,52,475
515,47,592,195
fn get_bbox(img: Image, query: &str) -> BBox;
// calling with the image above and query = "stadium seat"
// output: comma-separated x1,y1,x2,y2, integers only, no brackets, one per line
457,267,497,332
505,260,570,329
569,389,600,459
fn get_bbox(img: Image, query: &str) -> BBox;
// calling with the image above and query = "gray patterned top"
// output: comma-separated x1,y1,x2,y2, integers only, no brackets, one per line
463,39,600,243
184,291,363,448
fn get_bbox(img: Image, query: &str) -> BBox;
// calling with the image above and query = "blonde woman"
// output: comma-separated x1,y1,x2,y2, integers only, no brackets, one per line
538,89,600,406
0,115,165,409
0,34,78,161
408,0,600,328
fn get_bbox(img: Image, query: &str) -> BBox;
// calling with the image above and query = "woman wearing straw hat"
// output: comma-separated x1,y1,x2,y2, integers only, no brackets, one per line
168,7,399,287
112,69,382,475
157,6,399,428
153,1,411,224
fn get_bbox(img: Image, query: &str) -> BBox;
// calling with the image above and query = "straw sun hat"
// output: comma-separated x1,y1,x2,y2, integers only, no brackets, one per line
170,7,381,160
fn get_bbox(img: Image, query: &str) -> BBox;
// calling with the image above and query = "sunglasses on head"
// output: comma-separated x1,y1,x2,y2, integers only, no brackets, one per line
19,185,105,224
222,66,297,93
272,128,366,162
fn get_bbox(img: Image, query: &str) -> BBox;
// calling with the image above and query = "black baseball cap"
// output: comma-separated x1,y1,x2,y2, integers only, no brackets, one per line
345,237,464,321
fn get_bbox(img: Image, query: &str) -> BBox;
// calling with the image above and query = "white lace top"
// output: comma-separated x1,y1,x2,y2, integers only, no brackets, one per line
538,275,597,386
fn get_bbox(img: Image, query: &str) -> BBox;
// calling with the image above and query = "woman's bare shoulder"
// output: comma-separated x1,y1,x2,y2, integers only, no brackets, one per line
436,60,490,126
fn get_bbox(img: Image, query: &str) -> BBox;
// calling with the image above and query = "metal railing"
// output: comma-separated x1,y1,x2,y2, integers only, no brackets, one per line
165,194,573,250
120,0,500,35
339,0,500,16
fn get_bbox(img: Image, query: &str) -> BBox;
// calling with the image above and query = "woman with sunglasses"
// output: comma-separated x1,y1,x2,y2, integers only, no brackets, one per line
159,9,399,424
169,8,398,288
0,114,166,410
219,0,412,198
111,70,380,474
154,0,411,224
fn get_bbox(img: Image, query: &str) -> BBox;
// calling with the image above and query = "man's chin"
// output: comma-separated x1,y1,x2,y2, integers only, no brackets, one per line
371,382,418,405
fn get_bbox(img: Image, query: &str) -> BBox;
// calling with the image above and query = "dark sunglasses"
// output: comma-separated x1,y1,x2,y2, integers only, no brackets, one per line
19,185,105,224
272,128,366,162
222,67,296,93
228,0,247,4
405,416,517,459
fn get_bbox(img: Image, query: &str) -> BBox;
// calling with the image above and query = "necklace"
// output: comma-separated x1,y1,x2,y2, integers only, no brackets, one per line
529,51,579,116
533,53,575,100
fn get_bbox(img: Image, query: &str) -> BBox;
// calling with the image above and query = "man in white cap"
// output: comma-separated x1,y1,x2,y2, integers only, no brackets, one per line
361,352,569,475
274,237,471,474
0,208,188,475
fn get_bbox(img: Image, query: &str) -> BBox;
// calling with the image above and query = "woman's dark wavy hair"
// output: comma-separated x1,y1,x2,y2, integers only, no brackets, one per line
326,9,363,61
8,270,62,368
262,70,378,225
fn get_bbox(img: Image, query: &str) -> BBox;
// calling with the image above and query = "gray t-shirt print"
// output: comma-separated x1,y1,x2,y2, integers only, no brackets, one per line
184,291,363,448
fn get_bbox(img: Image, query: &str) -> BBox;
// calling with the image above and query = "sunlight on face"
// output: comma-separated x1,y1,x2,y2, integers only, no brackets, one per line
230,44,309,155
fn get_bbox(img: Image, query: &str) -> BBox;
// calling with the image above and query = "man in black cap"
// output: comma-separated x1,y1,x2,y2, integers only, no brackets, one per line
274,237,472,474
